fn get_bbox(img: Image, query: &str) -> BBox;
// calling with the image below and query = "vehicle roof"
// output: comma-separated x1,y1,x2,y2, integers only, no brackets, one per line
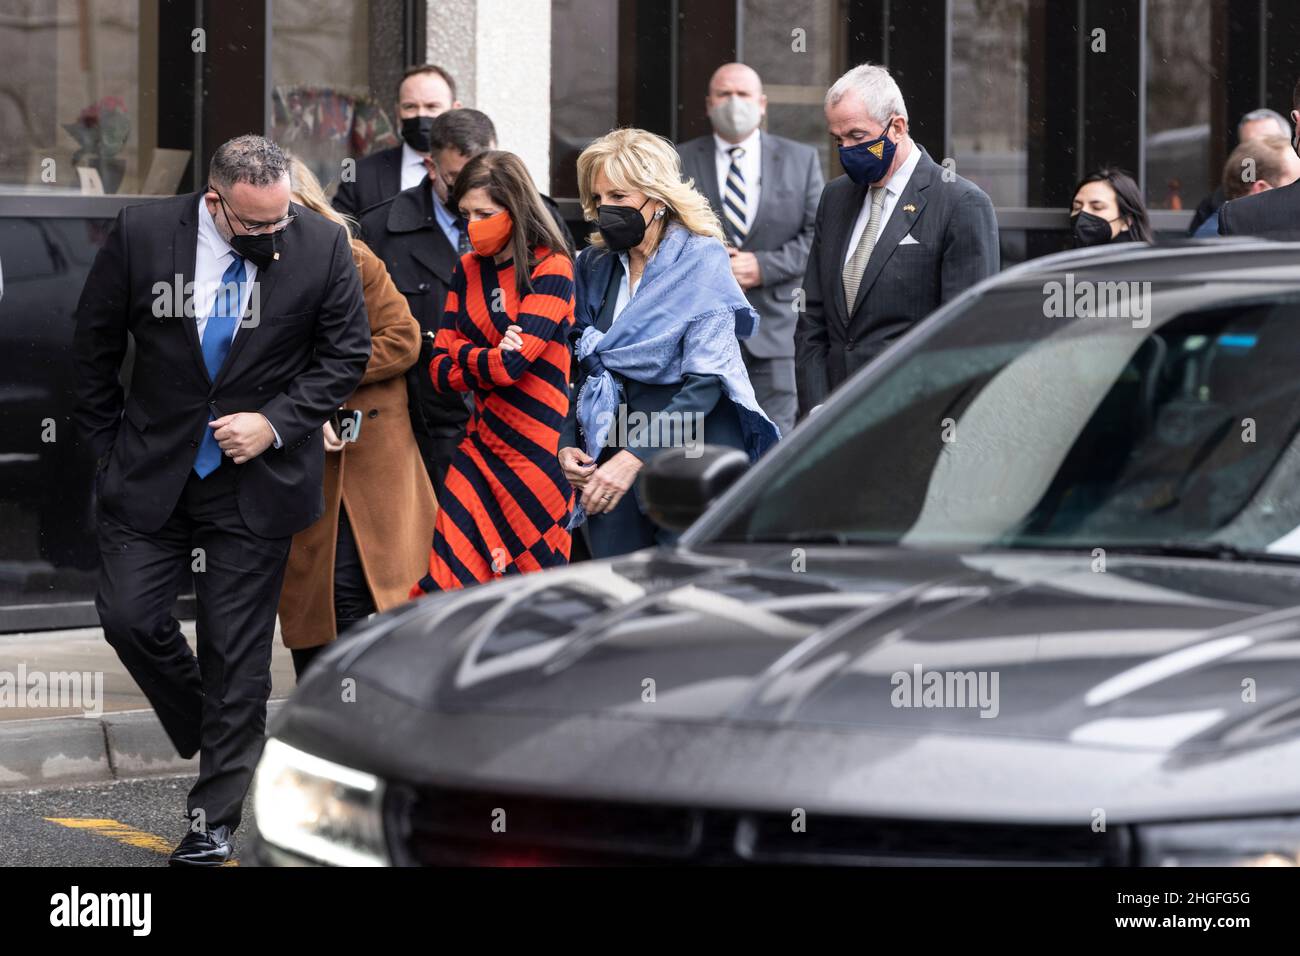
996,238,1300,285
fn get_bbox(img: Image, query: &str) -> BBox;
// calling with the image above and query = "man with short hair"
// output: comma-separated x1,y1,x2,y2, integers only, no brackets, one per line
1187,107,1293,235
677,63,823,437
73,134,370,865
1195,135,1300,236
1219,88,1300,239
796,63,997,415
332,63,461,218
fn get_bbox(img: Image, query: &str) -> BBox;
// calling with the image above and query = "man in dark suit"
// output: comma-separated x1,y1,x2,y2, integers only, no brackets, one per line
796,63,998,415
332,63,461,218
677,63,823,437
72,135,370,865
1219,107,1300,238
1187,108,1291,235
361,109,573,501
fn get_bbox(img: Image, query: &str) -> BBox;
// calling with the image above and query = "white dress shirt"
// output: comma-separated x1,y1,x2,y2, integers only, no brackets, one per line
842,141,922,267
196,195,259,344
713,128,762,233
612,252,635,323
400,142,429,192
195,195,281,447
611,247,661,324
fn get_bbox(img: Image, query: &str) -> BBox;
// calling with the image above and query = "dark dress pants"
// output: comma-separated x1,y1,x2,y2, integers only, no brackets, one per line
94,456,291,832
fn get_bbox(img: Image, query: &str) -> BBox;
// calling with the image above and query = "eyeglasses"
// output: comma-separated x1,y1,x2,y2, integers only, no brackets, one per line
209,185,298,235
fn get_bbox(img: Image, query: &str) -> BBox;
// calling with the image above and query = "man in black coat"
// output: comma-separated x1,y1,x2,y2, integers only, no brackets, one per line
72,135,370,865
332,64,461,218
796,64,998,414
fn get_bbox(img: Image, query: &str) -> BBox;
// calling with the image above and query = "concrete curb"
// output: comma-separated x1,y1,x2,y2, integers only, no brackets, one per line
0,699,288,791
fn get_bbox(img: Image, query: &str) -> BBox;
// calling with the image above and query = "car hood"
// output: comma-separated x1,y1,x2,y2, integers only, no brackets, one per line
275,545,1300,820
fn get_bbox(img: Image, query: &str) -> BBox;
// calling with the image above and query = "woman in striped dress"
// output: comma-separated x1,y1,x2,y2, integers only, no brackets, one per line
410,150,576,594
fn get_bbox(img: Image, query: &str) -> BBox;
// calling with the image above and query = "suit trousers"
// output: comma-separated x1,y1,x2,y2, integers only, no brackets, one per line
743,349,797,439
94,456,291,831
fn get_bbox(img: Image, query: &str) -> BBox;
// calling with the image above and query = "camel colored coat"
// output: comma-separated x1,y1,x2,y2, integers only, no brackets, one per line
277,241,437,649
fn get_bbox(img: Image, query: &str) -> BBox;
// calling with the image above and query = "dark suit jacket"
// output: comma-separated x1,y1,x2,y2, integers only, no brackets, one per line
795,145,998,412
676,131,823,359
72,192,371,538
358,179,471,442
1218,179,1300,238
333,145,404,219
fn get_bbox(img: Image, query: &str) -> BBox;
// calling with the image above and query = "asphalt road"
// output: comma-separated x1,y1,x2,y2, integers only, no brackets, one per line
0,774,253,866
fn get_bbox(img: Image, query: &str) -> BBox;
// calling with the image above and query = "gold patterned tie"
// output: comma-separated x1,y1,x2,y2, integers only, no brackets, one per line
842,186,886,312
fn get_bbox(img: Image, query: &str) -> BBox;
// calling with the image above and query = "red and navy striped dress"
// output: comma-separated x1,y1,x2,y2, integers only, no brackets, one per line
410,246,575,594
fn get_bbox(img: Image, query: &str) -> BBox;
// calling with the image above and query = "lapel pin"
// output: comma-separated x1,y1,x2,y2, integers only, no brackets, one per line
272,251,280,260
903,203,916,213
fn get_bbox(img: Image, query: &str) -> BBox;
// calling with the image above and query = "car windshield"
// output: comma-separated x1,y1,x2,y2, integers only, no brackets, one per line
707,279,1300,558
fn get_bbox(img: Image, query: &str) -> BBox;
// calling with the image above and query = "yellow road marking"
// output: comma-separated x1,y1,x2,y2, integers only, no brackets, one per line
44,817,239,865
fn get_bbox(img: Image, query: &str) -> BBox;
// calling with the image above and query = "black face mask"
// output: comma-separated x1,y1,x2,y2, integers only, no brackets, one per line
1071,210,1118,248
596,199,649,251
228,230,283,270
214,194,289,270
401,116,436,153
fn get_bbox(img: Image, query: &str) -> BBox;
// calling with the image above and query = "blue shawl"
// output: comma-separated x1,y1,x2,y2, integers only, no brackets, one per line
569,223,780,528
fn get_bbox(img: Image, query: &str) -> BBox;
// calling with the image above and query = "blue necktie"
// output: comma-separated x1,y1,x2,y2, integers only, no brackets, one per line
193,254,246,478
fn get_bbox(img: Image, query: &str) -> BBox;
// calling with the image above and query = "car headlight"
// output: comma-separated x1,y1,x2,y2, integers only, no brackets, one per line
1138,817,1300,866
252,737,389,866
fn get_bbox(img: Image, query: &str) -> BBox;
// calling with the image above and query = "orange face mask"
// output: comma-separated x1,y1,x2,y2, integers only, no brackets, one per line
467,210,513,256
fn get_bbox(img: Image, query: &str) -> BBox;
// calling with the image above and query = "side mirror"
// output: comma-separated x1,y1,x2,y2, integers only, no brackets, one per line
638,445,750,532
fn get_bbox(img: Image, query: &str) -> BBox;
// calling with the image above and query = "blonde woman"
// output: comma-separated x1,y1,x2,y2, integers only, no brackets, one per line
276,157,438,679
558,128,778,558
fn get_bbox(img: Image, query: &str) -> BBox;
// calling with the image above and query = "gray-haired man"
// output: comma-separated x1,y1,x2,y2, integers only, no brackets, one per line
795,63,998,414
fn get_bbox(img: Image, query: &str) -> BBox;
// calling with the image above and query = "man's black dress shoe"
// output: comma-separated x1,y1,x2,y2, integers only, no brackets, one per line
168,825,234,866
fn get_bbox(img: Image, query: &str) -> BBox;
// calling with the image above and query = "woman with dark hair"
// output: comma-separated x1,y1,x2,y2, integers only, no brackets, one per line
409,150,576,594
1070,167,1154,247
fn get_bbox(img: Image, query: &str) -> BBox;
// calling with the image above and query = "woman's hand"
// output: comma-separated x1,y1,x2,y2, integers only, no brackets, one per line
580,449,643,515
323,419,346,453
559,446,596,489
499,324,524,352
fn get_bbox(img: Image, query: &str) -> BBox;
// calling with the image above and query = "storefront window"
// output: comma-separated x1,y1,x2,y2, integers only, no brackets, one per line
0,0,155,195
1145,0,1213,210
269,0,397,195
549,0,620,199
742,0,846,178
950,0,1030,207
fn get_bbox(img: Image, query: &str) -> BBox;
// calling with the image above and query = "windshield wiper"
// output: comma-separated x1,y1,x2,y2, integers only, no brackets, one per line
1003,541,1300,565
1103,542,1300,564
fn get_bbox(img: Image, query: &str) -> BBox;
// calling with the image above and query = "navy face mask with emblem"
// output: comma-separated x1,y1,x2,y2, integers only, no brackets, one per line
839,117,898,186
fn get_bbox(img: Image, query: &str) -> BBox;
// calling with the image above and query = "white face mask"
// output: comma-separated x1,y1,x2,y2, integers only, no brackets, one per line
708,95,762,140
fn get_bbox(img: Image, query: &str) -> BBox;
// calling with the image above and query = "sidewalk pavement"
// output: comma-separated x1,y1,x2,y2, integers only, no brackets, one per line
0,622,297,791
